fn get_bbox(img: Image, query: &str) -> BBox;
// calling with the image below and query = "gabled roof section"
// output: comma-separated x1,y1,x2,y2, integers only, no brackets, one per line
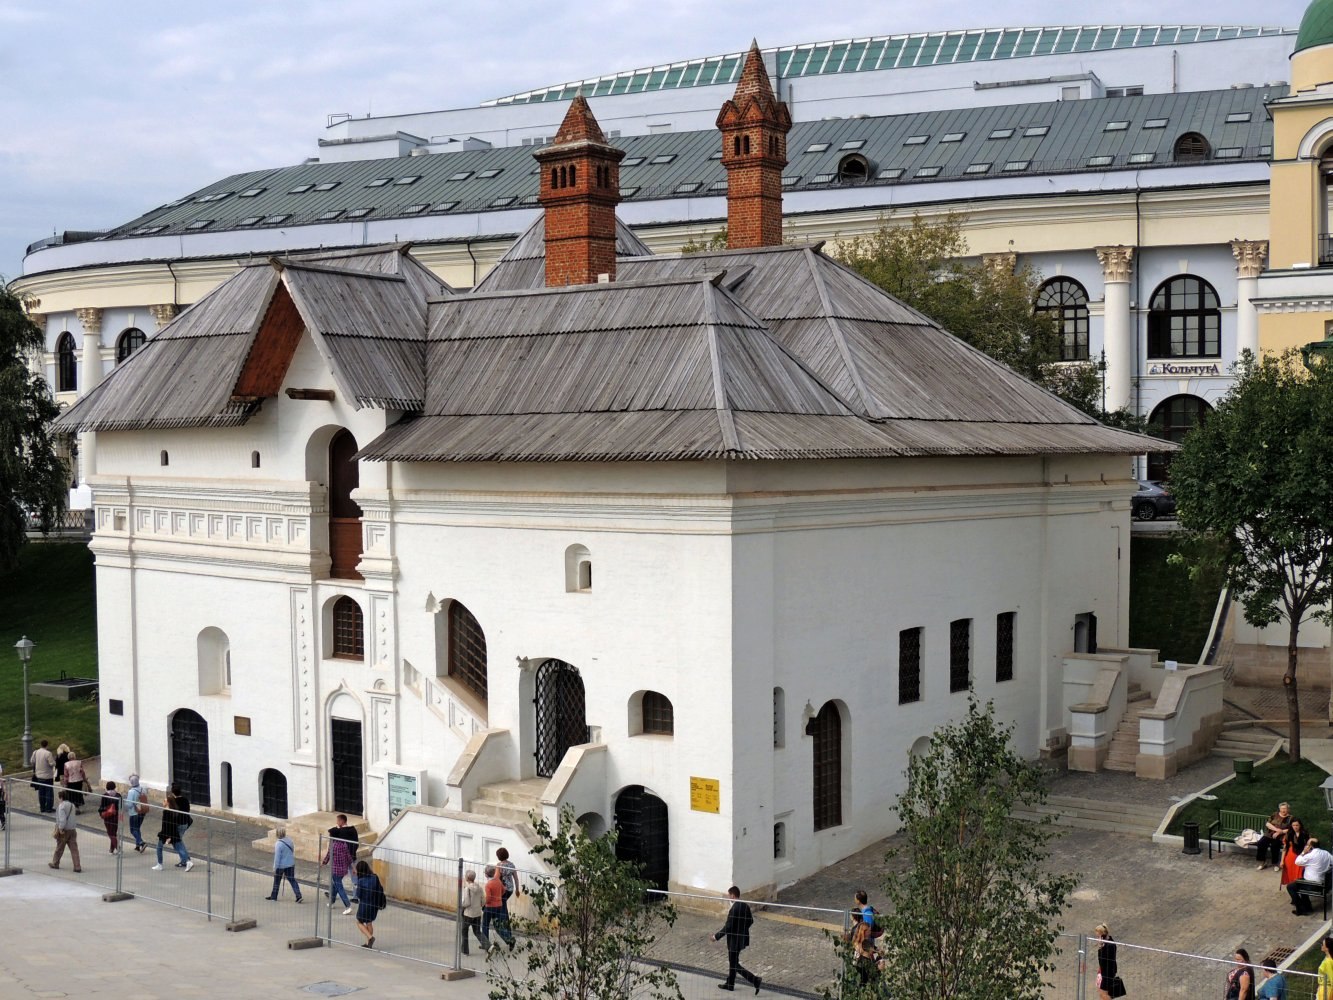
474,214,653,292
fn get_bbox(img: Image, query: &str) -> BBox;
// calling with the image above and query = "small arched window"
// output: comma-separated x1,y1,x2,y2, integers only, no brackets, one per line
116,328,146,364
742,135,751,155
56,333,77,392
331,596,365,659
160,450,169,467
641,691,674,735
197,627,230,695
565,543,592,592
1034,277,1090,361
447,600,488,702
1148,275,1221,359
569,164,576,186
837,154,869,184
251,451,261,469
1173,132,1210,162
551,167,558,188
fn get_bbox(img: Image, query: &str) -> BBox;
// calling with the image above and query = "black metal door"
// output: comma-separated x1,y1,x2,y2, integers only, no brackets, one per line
169,709,211,807
331,719,363,815
534,658,587,778
261,768,289,819
615,785,669,893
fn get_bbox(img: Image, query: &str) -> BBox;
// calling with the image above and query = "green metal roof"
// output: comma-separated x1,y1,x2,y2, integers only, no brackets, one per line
1296,1,1333,51
484,26,1294,106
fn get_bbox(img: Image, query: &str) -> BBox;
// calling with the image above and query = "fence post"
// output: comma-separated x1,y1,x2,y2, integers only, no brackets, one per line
115,804,123,892
230,830,239,925
455,856,464,969
2,778,9,869
1075,932,1088,1000
317,835,327,940
205,819,213,921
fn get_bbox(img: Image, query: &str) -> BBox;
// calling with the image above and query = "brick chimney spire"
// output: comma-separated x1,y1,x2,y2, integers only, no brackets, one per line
717,41,791,249
534,95,625,286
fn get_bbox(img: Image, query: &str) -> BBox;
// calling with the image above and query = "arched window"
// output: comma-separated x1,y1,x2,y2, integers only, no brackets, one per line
569,164,576,186
260,768,288,819
1147,394,1213,481
447,601,487,702
551,167,558,188
773,687,785,748
1173,132,1210,162
56,333,77,392
1034,277,1090,362
811,701,843,831
837,154,869,184
197,627,230,695
1148,275,1221,359
641,691,674,735
565,543,592,592
328,429,362,580
734,136,742,157
331,596,364,659
116,328,146,364
1321,152,1333,265
251,451,261,469
160,450,169,467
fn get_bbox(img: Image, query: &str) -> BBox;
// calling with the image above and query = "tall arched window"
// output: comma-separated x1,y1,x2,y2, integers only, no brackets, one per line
1148,276,1221,359
328,429,362,580
331,596,365,659
1173,132,1210,162
447,601,487,703
1147,394,1213,481
197,627,231,695
116,328,146,363
1034,277,1090,361
56,333,77,392
811,701,843,831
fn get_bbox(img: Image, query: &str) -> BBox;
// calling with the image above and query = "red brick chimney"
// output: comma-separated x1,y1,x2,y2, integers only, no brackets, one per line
534,95,625,286
717,41,792,249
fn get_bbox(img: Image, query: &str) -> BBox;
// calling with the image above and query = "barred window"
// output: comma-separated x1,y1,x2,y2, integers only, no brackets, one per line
331,597,364,659
949,618,971,693
448,601,488,703
899,627,922,704
812,702,842,832
996,612,1016,683
642,691,674,735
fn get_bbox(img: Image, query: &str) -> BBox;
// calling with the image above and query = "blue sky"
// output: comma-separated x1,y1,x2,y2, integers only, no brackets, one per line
0,0,1311,280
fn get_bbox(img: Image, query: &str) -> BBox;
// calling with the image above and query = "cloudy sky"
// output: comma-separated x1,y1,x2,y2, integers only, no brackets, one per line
1,0,1311,280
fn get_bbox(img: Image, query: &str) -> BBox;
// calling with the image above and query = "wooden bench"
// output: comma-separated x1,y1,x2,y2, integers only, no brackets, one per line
1290,869,1333,919
1206,810,1271,859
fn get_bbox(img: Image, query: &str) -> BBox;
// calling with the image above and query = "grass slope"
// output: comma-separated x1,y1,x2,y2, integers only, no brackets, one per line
1129,534,1225,664
0,542,99,769
1166,755,1330,836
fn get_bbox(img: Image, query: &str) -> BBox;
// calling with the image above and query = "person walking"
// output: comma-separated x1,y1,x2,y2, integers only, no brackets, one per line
460,868,487,956
1317,936,1333,1000
353,860,386,949
321,826,356,914
1094,924,1126,998
266,828,303,902
98,780,122,853
1226,948,1256,1000
124,776,148,853
61,750,88,811
152,785,193,872
712,885,761,994
482,864,515,954
31,739,55,813
49,789,82,872
1257,958,1288,1000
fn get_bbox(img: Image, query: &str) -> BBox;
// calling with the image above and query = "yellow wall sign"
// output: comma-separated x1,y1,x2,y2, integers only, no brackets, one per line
690,776,721,813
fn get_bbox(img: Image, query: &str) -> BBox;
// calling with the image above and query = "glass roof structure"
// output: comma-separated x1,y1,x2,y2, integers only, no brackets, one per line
484,25,1292,106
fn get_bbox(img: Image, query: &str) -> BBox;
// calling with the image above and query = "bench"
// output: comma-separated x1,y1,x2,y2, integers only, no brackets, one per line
1206,810,1271,859
1291,869,1333,919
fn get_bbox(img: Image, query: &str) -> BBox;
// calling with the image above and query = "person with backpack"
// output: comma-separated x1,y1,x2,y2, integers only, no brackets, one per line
152,784,193,872
124,775,148,853
353,859,387,949
713,885,761,993
98,780,122,853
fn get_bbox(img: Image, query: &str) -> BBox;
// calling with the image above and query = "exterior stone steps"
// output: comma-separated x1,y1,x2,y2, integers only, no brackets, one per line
1211,727,1282,760
250,810,376,863
1102,685,1154,773
1012,794,1162,835
468,778,547,826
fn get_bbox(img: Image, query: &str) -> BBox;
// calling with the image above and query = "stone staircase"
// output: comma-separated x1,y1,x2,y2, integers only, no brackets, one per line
251,811,376,863
1211,726,1282,761
1011,794,1164,837
1103,684,1153,773
468,778,548,826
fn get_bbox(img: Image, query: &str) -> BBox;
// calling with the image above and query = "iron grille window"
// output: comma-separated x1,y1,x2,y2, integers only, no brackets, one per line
56,333,77,392
1147,276,1221,359
812,702,842,831
642,691,674,735
1034,277,1089,361
996,612,1016,683
949,618,971,693
331,597,364,659
448,601,488,702
898,627,922,704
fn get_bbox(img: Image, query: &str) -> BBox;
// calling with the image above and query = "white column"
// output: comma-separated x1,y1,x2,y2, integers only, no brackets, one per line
74,307,103,488
1096,246,1135,413
1231,239,1268,360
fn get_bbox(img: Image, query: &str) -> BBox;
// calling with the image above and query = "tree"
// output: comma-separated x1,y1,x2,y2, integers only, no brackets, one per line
1169,350,1333,762
831,214,1103,413
836,699,1075,1000
487,807,681,1000
0,284,68,571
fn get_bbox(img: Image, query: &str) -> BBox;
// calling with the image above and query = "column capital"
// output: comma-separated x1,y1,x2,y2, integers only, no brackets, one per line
1095,245,1135,283
1230,239,1269,279
24,311,45,330
74,307,103,337
149,303,179,327
981,251,1018,275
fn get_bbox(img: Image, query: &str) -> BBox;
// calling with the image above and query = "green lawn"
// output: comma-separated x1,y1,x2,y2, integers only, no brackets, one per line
1129,534,1226,664
1165,755,1330,835
0,542,99,769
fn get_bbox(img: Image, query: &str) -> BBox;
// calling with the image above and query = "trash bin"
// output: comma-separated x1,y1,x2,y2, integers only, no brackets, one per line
1182,820,1202,855
1234,758,1254,783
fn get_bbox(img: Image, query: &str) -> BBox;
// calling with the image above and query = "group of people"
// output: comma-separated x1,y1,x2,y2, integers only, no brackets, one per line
46,767,194,875
1253,802,1333,915
29,739,92,814
458,847,524,957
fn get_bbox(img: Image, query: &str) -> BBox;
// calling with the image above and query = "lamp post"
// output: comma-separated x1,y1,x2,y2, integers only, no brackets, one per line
13,636,33,768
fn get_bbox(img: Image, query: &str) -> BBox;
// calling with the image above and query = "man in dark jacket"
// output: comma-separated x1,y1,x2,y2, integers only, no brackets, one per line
712,885,761,993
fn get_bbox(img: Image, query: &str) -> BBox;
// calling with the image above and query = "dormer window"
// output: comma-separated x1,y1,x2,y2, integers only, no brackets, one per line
1173,133,1210,162
836,153,870,184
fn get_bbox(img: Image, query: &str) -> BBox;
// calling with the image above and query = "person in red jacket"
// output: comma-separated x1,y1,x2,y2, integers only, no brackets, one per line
482,865,515,954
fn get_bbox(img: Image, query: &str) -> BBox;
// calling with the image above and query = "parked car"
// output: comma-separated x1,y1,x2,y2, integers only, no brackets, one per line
1132,480,1176,521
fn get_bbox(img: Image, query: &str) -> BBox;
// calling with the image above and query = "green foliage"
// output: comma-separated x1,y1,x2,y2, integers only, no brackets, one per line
681,228,729,254
1169,349,1333,760
0,284,68,570
487,806,681,1000
1166,753,1329,836
1130,535,1227,663
839,699,1075,1000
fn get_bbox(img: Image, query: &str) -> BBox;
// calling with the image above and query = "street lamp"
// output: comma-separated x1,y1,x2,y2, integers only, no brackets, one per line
13,636,33,768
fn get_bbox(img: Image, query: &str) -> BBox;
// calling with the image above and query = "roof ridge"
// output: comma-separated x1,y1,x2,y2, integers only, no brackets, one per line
276,259,408,282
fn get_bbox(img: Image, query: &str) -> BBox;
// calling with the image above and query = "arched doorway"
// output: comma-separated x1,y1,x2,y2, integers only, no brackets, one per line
1147,394,1212,482
615,785,669,893
534,658,587,777
811,701,842,831
328,429,363,580
260,768,289,819
170,709,211,807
